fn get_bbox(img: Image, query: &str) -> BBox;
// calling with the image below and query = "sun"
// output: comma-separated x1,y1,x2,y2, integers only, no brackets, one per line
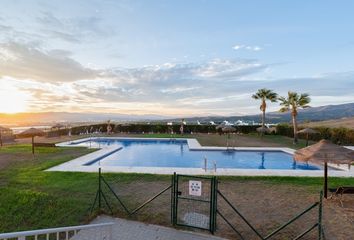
0,84,28,114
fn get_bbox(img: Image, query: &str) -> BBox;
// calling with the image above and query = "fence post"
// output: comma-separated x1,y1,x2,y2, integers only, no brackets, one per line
209,176,214,234
172,172,177,225
318,191,323,240
214,177,218,232
99,168,102,210
171,172,175,225
210,176,218,234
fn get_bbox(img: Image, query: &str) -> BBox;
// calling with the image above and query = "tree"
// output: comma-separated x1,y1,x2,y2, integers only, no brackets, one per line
278,91,311,144
252,88,278,135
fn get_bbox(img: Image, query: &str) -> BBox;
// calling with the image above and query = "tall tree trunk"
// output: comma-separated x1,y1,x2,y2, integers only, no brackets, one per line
292,114,298,144
261,109,265,137
260,100,266,137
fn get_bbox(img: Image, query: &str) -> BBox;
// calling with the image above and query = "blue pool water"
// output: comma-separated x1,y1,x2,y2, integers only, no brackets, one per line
73,139,319,170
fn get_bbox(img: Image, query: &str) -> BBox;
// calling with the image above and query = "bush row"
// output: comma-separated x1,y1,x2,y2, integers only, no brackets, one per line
45,123,354,145
47,123,262,137
276,123,354,145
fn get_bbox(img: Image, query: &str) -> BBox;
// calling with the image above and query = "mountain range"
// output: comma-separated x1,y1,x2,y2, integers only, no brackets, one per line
177,103,354,124
0,102,353,126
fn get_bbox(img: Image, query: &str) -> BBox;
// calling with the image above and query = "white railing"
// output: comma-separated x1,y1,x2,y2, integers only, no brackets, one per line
0,222,114,240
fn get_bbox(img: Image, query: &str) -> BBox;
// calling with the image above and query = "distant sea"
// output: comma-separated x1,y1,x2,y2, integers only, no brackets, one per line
11,125,51,134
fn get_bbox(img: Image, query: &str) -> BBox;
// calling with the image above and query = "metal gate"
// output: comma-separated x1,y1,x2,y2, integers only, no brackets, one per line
171,173,217,233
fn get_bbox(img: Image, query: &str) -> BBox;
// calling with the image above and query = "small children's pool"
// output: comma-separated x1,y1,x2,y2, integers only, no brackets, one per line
71,139,319,170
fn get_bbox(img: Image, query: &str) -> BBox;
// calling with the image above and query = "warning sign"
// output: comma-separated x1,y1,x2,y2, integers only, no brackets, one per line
189,180,202,196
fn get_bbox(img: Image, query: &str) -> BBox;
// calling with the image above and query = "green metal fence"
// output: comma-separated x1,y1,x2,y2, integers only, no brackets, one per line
91,169,325,239
90,168,131,215
217,189,324,240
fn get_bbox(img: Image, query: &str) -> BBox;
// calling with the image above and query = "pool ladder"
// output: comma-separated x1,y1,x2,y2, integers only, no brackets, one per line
204,157,217,172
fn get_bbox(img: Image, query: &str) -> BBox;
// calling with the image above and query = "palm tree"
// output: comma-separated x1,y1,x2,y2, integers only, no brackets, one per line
278,91,311,144
252,89,278,135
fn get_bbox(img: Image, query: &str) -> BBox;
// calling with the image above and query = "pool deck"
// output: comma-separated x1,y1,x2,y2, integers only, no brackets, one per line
48,137,354,177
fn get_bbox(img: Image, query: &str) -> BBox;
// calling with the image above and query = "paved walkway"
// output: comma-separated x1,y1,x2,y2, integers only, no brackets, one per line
90,215,226,240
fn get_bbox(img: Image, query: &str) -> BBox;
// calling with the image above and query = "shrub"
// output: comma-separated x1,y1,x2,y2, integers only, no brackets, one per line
275,124,354,145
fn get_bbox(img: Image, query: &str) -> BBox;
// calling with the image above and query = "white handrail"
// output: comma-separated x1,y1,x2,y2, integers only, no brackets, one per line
0,222,114,240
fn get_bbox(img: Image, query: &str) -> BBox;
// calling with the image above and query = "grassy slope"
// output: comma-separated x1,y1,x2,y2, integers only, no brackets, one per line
0,142,353,233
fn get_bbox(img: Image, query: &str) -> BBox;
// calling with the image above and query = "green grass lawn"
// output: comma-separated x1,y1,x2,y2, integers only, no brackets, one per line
246,133,313,149
0,144,353,233
0,145,98,232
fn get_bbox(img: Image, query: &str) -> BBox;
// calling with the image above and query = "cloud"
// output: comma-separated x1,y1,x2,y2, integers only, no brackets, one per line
0,10,114,44
0,42,98,82
1,41,353,115
104,58,268,85
232,44,262,51
0,24,12,32
160,87,200,94
0,40,268,85
262,71,354,96
8,68,354,115
36,11,114,43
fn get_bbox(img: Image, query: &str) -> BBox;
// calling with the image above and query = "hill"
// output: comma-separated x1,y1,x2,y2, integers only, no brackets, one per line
0,112,168,126
300,117,354,129
0,103,353,126
178,103,354,124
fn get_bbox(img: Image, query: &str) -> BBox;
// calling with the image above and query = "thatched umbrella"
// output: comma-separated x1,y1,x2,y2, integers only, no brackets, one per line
297,128,319,146
222,126,236,133
215,123,226,130
222,126,236,147
18,128,45,154
294,139,354,198
256,126,268,133
106,120,112,134
256,126,269,139
180,119,184,135
0,126,8,147
51,123,64,129
215,123,225,136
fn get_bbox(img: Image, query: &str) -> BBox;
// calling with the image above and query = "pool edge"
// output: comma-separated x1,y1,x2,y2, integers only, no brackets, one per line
49,137,354,177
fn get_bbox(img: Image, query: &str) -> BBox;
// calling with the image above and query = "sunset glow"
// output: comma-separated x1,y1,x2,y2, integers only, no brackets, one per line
0,82,29,113
0,1,353,117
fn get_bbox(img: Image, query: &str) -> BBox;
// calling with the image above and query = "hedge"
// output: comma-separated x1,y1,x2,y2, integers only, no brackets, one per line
276,123,354,145
46,124,262,137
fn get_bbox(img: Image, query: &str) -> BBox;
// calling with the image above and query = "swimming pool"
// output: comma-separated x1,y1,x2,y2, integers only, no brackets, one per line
69,138,319,170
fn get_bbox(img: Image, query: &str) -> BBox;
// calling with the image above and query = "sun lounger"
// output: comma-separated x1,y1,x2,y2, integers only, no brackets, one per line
329,186,354,207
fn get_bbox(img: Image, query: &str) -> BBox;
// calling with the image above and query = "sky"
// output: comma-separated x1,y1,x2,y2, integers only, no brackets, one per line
0,0,354,116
